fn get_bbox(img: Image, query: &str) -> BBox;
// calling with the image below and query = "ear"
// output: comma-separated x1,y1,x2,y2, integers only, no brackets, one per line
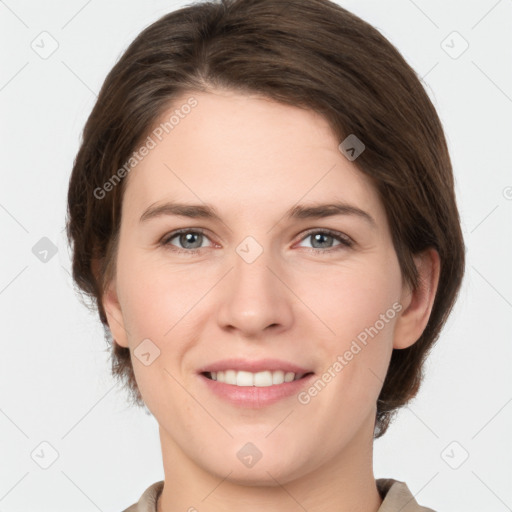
102,278,129,348
393,248,440,350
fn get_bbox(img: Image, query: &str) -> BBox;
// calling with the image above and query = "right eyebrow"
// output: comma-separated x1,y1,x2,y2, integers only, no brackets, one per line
139,202,222,223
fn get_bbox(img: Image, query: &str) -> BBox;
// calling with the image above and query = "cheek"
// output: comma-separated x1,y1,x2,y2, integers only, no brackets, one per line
114,253,194,404
307,256,402,342
309,256,402,399
118,249,205,339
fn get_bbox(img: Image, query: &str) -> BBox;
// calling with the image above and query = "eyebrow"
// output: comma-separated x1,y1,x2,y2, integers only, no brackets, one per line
139,201,377,228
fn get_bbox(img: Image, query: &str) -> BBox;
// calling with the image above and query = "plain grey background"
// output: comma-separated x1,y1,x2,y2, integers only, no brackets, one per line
1,0,511,510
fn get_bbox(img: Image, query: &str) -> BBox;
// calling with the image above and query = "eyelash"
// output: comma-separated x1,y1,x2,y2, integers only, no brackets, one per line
160,228,354,255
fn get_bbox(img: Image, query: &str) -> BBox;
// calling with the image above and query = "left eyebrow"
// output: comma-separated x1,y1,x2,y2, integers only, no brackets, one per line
139,200,377,229
285,202,376,229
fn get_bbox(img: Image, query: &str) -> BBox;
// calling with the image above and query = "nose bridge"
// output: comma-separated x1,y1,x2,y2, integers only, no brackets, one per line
235,234,275,290
215,233,292,334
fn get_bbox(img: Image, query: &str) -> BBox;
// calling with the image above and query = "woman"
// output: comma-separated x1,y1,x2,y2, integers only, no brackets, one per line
65,0,465,510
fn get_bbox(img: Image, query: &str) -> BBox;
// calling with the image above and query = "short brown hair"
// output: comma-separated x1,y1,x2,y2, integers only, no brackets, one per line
66,0,466,438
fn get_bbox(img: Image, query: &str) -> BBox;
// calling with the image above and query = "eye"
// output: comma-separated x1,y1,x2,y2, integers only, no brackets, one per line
296,229,353,253
160,228,354,255
160,228,212,254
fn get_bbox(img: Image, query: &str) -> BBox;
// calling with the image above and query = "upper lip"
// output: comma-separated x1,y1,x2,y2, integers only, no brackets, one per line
197,358,313,374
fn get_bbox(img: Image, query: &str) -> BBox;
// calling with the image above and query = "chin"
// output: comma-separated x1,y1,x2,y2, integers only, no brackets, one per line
199,448,312,487
214,464,300,487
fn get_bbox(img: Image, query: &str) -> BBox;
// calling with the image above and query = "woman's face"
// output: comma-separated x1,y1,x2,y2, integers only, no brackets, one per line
105,88,411,484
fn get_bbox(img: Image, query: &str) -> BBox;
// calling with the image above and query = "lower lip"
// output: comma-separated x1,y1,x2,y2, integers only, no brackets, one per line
198,373,315,408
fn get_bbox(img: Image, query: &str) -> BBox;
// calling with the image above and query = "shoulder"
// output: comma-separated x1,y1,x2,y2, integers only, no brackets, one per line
121,478,436,511
121,480,164,512
376,478,437,511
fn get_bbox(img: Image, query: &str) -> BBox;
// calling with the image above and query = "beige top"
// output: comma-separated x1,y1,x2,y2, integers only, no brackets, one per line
122,478,436,511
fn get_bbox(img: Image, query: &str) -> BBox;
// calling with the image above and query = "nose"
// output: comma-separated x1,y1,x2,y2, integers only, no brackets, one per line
215,242,294,338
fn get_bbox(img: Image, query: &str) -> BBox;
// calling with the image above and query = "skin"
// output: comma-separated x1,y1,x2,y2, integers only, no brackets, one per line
103,88,440,512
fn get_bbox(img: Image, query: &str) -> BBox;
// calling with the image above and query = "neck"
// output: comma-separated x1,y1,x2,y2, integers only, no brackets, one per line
157,412,382,512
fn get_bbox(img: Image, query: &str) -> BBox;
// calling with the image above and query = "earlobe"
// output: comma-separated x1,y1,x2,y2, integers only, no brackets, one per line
102,279,129,348
393,248,441,350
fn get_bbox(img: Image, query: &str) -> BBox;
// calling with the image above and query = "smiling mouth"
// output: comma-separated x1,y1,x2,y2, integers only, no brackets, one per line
202,370,314,387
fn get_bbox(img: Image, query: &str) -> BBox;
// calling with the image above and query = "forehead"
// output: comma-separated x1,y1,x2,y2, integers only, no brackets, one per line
121,89,384,226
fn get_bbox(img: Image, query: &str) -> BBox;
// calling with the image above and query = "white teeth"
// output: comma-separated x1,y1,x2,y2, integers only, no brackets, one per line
209,370,305,386
237,370,256,386
284,372,295,382
224,369,237,385
272,370,284,384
